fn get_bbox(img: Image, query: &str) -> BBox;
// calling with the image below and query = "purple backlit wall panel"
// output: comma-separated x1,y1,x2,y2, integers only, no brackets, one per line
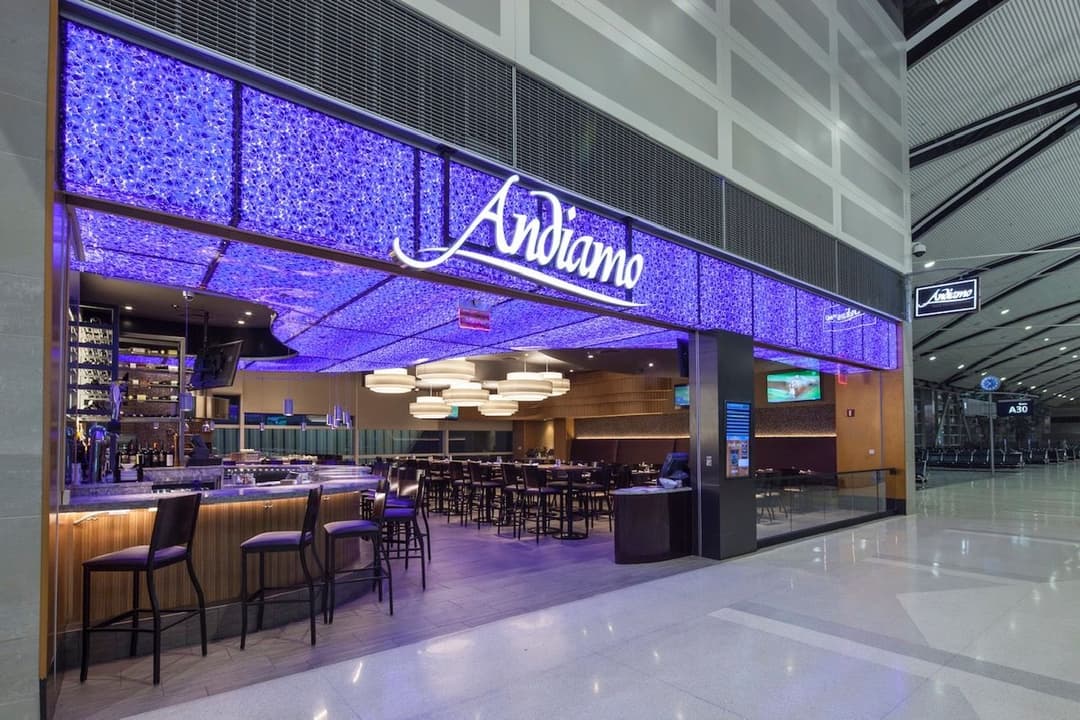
795,290,834,357
753,347,868,376
243,356,336,373
863,314,898,369
699,256,753,335
327,337,482,372
287,325,404,361
62,22,901,372
323,279,505,337
508,315,661,350
239,87,415,257
593,330,689,350
830,304,865,364
62,23,234,223
419,299,593,348
753,276,798,347
208,243,388,321
629,231,699,327
75,209,222,265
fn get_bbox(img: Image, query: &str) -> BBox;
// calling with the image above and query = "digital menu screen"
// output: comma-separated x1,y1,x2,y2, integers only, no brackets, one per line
725,401,751,478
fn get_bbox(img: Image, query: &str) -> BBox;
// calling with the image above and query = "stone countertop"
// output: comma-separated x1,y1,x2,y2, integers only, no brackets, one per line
61,477,378,512
612,486,692,495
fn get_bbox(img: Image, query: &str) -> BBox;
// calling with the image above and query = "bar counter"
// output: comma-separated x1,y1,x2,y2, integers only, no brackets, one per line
57,473,379,641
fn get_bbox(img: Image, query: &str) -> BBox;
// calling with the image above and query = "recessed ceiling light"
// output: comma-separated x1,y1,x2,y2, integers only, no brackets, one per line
1071,398,1075,401
923,260,936,268
1031,385,1037,389
1000,377,1007,381
1043,389,1048,393
1061,346,1069,351
123,304,134,311
237,319,246,325
1044,337,1050,342
568,369,574,373
587,353,594,359
928,355,937,361
1000,308,1010,315
647,362,654,368
244,310,253,316
980,371,987,376
1025,325,1033,330
957,364,965,369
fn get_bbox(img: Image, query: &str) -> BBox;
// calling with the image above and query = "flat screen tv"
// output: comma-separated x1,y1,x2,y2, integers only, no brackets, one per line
674,383,690,408
766,370,821,403
189,340,243,390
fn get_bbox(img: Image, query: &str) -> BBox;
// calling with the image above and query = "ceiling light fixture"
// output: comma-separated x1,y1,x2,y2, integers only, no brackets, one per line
123,304,133,311
244,310,253,316
237,319,246,325
1000,308,1010,315
479,394,519,417
923,260,936,268
957,364,965,369
441,381,489,407
540,363,571,397
499,358,553,402
928,356,937,361
409,395,452,419
415,359,475,388
1061,346,1068,351
364,368,417,394
1025,325,1033,330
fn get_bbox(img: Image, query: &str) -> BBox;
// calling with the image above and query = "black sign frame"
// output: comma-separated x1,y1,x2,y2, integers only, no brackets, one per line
996,399,1032,417
914,278,979,318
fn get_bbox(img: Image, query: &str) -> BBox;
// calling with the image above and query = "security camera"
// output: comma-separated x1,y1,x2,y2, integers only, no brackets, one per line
912,242,927,258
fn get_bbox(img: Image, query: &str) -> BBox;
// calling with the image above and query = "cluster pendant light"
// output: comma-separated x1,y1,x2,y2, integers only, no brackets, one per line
540,370,570,396
441,381,489,407
415,359,475,388
409,395,452,419
365,368,417,394
498,370,553,402
479,394,518,417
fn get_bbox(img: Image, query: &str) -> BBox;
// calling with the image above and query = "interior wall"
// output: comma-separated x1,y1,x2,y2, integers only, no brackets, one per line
834,371,885,472
0,0,51,715
223,371,511,433
753,363,837,472
880,367,908,502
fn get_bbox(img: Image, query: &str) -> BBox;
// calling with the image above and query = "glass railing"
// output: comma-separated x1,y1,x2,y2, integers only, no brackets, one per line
755,468,892,542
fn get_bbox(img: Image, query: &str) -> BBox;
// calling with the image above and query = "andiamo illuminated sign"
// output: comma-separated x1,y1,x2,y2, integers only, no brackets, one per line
914,278,979,318
392,175,645,308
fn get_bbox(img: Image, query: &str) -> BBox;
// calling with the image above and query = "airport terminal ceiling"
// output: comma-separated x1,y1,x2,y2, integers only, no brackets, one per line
905,0,1080,405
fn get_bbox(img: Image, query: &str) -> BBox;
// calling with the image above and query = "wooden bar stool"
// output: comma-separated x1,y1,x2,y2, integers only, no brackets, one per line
80,493,206,685
239,487,325,649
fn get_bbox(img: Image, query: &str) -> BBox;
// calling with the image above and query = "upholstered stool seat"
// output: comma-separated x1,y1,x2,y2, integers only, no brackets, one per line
323,493,392,621
240,530,312,551
81,493,206,686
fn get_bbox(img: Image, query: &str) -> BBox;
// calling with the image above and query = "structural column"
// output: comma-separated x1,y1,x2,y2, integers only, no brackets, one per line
689,330,756,560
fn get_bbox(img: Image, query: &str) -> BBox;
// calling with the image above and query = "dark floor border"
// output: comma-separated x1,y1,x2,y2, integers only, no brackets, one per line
755,510,895,549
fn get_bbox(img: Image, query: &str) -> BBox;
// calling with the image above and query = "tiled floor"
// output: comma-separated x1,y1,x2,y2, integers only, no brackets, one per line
65,462,1080,719
54,512,713,719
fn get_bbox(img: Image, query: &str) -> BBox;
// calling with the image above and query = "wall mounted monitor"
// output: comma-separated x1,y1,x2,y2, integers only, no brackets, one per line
766,369,821,403
674,383,690,408
189,340,243,390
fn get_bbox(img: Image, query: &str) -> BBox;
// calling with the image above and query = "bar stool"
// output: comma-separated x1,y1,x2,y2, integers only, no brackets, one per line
239,487,324,649
80,493,206,686
323,491,392,622
384,471,428,589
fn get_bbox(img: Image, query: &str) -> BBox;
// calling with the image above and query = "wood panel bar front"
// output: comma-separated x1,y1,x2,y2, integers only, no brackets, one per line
57,490,363,631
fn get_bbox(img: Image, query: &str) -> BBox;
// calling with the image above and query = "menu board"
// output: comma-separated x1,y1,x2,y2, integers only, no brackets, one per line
725,402,751,478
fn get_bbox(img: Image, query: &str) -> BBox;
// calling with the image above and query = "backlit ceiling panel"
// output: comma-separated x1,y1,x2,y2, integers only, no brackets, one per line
61,21,898,372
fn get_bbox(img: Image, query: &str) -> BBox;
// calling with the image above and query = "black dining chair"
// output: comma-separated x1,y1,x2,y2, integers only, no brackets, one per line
80,493,207,685
520,465,560,543
323,491,393,621
239,486,325,649
384,470,428,590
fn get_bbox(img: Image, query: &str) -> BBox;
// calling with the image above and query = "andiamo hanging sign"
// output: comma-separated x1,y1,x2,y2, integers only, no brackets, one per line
914,278,979,318
392,175,645,308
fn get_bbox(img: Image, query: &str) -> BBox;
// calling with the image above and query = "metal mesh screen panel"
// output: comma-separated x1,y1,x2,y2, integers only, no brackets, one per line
84,0,514,162
725,183,837,292
837,242,906,316
515,72,724,248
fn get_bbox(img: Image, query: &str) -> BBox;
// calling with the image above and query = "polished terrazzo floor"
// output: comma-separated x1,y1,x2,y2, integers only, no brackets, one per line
82,463,1080,718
